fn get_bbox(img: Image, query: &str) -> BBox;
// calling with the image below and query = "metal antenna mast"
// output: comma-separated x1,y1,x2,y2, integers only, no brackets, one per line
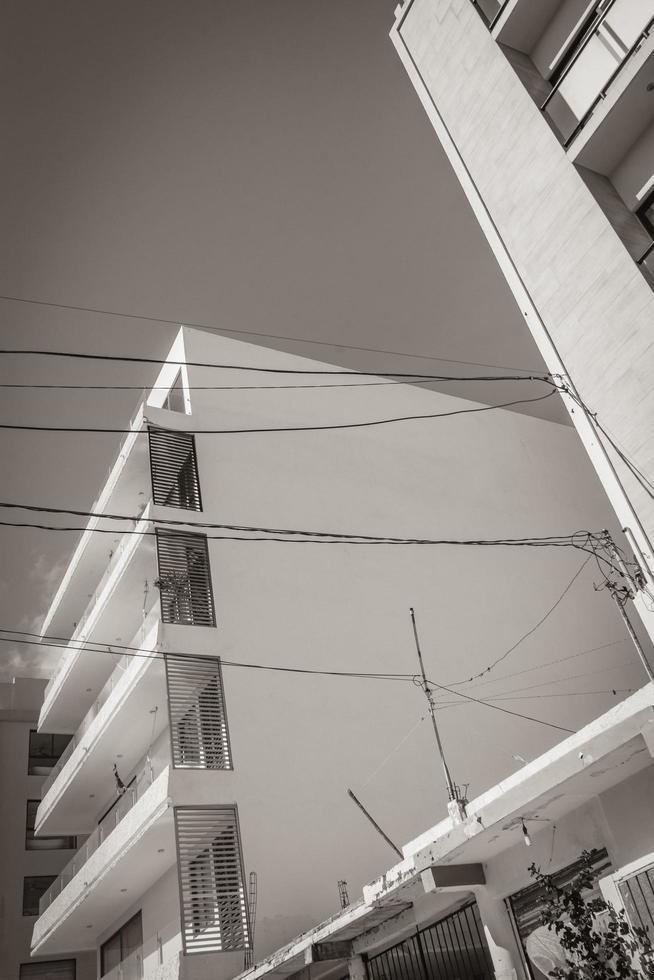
243,871,258,970
410,607,466,818
337,880,350,909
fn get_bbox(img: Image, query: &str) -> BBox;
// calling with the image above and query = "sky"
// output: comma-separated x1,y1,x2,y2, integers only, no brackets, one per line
0,0,646,753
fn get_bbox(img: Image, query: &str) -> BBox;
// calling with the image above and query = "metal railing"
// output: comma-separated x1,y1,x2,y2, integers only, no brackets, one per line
40,605,161,801
38,762,155,916
541,1,654,147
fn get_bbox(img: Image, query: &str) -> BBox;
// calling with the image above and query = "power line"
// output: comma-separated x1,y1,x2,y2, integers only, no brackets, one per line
449,557,593,686
0,294,542,373
0,628,573,733
0,379,448,392
0,501,585,543
460,638,629,692
436,688,635,708
465,658,638,699
424,676,574,733
0,630,412,683
0,390,558,435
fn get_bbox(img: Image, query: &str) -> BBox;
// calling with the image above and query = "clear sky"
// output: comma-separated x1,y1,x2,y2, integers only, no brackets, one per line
0,0,647,787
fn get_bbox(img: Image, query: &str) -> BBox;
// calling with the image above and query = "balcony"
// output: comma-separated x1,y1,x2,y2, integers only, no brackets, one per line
542,1,654,150
39,513,159,733
36,608,165,836
41,402,152,643
103,934,182,980
32,764,175,956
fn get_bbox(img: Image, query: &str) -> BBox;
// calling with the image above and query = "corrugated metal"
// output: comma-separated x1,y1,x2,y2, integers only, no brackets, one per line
148,426,202,511
165,654,232,770
175,806,250,954
155,530,216,627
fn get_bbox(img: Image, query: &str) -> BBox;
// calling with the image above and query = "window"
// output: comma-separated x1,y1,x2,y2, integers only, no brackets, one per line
100,912,143,977
28,731,73,775
155,531,216,627
637,187,654,239
19,960,76,980
166,655,232,770
148,427,202,511
23,876,57,916
618,863,654,934
508,848,611,979
26,800,76,851
162,371,186,413
176,806,249,954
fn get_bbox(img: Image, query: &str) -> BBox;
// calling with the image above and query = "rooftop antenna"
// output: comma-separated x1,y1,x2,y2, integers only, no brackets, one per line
243,871,258,970
347,788,403,859
337,880,350,909
409,607,467,822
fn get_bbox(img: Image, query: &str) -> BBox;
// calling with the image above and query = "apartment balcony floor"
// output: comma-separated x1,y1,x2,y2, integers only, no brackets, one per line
39,516,159,734
32,766,175,957
36,616,166,836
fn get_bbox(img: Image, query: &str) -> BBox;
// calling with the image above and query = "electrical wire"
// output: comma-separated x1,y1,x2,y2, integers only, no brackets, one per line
0,630,412,682
436,688,635,708
0,628,574,733
0,390,558,434
0,379,448,392
449,557,593,686
463,659,639,699
424,676,574,733
459,638,628,693
0,294,542,373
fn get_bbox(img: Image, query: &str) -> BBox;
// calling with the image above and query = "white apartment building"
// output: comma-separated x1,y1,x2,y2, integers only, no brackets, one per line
26,325,653,980
0,676,95,980
390,0,654,652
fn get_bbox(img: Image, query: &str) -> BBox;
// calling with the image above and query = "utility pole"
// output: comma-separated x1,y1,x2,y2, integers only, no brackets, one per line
603,532,654,684
410,608,467,822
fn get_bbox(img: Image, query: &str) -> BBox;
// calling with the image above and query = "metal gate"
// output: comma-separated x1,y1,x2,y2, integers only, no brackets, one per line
367,902,493,980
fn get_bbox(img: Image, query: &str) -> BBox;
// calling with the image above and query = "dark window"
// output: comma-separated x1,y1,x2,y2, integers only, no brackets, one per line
148,427,202,511
28,731,73,775
23,876,57,916
162,371,185,413
100,911,143,977
637,187,654,239
19,960,76,980
26,800,76,851
156,531,216,627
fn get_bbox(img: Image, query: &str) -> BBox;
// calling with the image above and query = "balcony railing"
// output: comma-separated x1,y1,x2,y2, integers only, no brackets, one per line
104,946,144,980
43,513,151,701
38,762,154,916
40,605,160,801
541,0,654,146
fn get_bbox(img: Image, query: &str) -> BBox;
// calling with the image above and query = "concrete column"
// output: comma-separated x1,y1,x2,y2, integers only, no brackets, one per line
348,954,368,980
474,889,524,980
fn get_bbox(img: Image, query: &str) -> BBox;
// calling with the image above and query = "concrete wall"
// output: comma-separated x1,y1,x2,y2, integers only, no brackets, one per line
392,0,654,590
145,326,643,962
0,682,95,980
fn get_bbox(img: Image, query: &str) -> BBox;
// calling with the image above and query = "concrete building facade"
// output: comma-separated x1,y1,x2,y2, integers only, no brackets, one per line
0,676,95,980
26,325,654,980
390,0,654,650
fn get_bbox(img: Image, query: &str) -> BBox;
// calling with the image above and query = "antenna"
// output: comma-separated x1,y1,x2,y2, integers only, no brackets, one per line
409,608,467,820
347,788,403,858
243,871,258,970
337,880,350,909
